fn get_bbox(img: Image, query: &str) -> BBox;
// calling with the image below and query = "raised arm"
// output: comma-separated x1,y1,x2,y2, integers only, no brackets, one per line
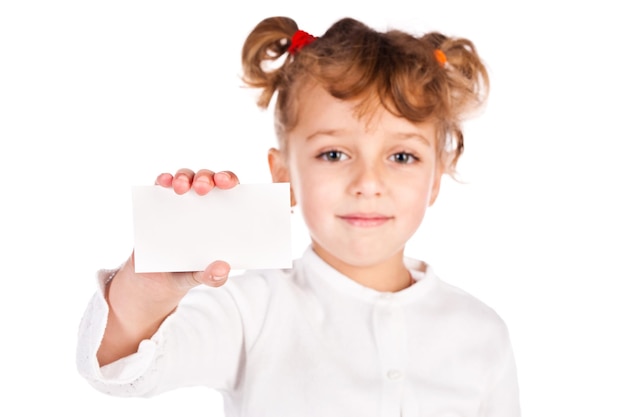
96,169,240,366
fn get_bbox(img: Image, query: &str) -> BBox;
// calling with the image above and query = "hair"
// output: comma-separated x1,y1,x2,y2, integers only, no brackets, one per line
241,16,489,175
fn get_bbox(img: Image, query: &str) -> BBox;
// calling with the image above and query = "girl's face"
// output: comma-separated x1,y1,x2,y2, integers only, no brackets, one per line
269,84,442,273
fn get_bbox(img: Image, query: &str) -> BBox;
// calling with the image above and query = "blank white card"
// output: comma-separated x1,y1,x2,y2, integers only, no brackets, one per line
131,183,292,272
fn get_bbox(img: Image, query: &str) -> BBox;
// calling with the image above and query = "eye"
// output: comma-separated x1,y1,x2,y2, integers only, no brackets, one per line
390,152,418,164
317,150,347,162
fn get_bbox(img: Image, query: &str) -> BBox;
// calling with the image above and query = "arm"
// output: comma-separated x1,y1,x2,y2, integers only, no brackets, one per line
479,330,522,417
96,169,240,366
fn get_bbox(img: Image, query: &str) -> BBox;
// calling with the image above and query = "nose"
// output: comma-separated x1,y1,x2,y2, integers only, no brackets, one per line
348,159,385,197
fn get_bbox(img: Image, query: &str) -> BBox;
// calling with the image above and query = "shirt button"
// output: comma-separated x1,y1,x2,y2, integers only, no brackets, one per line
386,369,403,380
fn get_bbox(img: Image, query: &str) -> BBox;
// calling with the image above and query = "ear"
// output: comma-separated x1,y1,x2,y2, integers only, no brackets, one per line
268,148,297,207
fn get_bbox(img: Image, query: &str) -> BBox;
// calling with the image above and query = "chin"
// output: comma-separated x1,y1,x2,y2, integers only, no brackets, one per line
323,243,404,268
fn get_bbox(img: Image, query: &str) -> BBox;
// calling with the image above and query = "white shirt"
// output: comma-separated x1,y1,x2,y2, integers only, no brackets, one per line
77,247,520,416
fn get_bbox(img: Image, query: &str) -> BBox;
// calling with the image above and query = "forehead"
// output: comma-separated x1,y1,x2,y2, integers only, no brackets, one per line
290,82,437,142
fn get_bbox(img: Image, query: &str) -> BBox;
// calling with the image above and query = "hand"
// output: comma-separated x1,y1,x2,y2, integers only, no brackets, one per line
136,168,241,292
98,168,243,365
155,168,239,196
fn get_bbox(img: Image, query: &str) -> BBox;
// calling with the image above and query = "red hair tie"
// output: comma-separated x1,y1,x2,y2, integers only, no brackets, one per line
288,30,317,55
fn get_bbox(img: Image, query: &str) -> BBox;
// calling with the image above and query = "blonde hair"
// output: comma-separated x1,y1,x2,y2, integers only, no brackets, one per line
241,16,489,175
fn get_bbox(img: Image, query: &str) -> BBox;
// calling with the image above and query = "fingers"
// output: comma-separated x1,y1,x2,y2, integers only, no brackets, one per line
155,173,174,187
213,171,240,189
171,168,198,195
193,260,231,288
156,169,239,195
191,169,215,195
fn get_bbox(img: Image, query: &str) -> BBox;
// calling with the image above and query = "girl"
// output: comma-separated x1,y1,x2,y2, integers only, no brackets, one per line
77,16,520,416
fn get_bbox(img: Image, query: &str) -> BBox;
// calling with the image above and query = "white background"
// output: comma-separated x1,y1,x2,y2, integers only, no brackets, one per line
1,1,624,416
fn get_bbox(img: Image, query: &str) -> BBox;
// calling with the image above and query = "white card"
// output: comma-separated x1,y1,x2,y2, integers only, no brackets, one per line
131,183,292,272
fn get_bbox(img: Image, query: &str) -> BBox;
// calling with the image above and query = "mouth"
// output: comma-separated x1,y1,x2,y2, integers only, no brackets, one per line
337,213,393,227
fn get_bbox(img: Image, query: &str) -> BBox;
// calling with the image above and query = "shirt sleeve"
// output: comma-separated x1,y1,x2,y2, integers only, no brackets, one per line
76,269,245,397
479,327,522,417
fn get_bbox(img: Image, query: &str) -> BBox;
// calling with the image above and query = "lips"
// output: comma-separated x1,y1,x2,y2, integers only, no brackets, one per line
337,213,393,227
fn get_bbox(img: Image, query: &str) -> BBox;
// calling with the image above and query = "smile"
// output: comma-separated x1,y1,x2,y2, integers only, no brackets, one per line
337,213,393,227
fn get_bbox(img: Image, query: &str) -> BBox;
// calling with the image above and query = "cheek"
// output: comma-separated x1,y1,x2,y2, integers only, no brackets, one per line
287,155,333,202
295,188,334,240
296,179,333,213
397,177,435,211
290,170,337,226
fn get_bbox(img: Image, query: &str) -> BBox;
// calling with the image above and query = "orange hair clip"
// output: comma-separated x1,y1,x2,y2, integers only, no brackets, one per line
434,49,447,67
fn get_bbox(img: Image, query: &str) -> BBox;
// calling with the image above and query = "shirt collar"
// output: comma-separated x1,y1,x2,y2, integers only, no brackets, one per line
297,245,439,305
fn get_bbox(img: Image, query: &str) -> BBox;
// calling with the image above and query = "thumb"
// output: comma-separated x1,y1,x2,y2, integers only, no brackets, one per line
194,260,231,288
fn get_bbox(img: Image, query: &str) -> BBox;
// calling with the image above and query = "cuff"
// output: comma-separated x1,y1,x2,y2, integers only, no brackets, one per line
75,268,161,396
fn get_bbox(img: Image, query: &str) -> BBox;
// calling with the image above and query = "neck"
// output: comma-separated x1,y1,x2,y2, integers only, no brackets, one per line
312,243,412,292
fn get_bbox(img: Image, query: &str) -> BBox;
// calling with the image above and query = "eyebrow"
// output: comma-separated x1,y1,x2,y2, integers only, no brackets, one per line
394,132,433,147
305,130,433,147
305,129,344,142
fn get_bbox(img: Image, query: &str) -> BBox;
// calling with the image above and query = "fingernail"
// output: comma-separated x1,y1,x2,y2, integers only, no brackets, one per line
215,172,230,181
212,275,227,282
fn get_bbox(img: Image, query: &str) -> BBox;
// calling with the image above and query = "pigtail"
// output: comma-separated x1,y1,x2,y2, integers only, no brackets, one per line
241,17,299,108
423,33,489,117
240,16,489,176
422,32,490,175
